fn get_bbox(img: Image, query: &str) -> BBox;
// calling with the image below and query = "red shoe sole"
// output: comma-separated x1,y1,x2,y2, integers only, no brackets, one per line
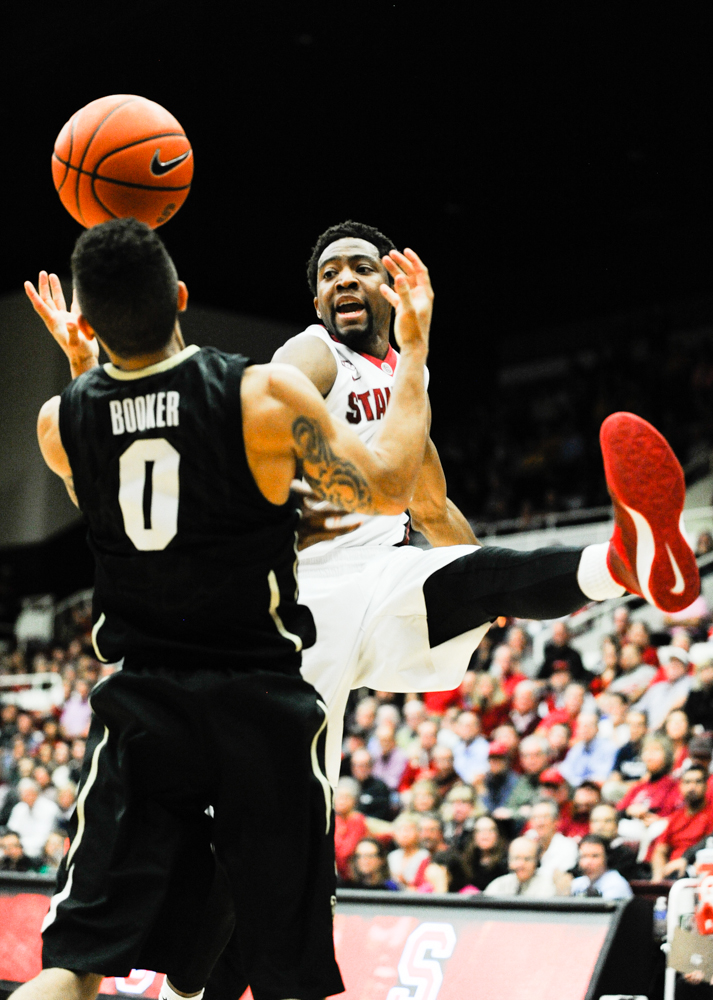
600,412,700,613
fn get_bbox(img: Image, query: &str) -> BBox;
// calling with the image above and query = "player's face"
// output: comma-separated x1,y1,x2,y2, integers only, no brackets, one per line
314,238,392,348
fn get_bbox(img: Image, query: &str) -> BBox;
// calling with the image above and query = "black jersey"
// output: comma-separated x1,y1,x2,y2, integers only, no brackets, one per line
59,344,315,671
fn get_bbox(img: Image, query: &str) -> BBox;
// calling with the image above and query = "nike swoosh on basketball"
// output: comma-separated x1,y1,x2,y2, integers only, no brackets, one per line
666,543,686,594
150,149,191,176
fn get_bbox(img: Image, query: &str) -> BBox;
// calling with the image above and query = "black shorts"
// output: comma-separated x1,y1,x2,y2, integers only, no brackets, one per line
42,661,345,1000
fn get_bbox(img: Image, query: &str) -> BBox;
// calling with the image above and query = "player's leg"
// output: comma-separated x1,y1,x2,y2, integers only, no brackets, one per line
156,851,237,1000
424,411,699,640
8,970,103,1000
423,543,589,646
208,669,343,1000
34,669,226,998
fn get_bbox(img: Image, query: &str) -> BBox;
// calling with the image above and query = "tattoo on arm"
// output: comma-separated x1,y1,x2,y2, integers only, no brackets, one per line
63,475,78,507
292,416,375,513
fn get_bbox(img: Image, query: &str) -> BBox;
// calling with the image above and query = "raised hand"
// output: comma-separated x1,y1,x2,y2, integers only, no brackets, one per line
25,271,99,379
381,248,434,339
379,257,430,356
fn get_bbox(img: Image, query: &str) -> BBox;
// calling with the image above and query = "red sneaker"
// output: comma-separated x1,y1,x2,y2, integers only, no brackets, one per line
600,412,700,613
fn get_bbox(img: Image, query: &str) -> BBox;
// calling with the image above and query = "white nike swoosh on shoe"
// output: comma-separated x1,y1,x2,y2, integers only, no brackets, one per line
666,543,685,594
621,502,655,606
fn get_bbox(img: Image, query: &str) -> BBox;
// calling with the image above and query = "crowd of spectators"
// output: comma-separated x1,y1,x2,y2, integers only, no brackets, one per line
0,602,103,873
2,548,713,911
333,549,713,902
439,329,713,525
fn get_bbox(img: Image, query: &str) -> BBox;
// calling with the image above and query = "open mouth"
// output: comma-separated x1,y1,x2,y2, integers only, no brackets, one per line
336,301,366,315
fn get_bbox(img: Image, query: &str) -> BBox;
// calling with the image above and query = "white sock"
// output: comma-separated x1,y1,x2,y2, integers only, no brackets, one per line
577,542,626,601
160,978,204,1000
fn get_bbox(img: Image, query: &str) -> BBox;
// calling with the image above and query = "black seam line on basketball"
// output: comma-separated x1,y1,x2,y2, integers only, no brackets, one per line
52,161,191,193
91,131,189,164
52,132,187,173
56,114,75,194
75,98,140,226
90,173,119,222
52,156,189,191
91,134,191,186
54,151,191,188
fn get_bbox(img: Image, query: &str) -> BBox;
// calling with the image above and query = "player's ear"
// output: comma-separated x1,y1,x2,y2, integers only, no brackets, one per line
76,314,96,340
313,296,321,320
177,281,188,313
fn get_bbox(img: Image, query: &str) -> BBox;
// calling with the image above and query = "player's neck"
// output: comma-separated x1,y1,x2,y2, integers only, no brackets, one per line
102,323,187,371
333,328,391,360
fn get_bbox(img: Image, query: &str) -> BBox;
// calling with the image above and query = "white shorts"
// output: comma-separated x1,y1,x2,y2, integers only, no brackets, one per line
297,544,490,785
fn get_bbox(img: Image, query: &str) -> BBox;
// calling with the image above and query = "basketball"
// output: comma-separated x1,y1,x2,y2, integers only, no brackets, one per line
52,94,193,229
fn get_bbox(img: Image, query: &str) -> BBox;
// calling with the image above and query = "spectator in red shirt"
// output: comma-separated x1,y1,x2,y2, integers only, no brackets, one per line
507,625,534,676
663,708,692,774
538,768,573,818
334,777,369,880
398,720,439,791
589,636,620,696
626,621,660,668
617,736,681,824
418,814,449,856
508,681,541,738
491,645,527,699
538,682,588,734
422,687,463,717
490,723,522,773
540,664,574,715
651,766,713,880
558,781,601,840
430,745,462,802
546,722,572,764
470,673,511,737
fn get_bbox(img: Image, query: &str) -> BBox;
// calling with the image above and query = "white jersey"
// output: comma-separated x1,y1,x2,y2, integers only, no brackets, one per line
294,324,429,558
285,325,485,788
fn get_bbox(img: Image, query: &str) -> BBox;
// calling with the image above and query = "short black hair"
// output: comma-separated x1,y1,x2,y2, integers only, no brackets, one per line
684,764,709,781
71,218,179,359
579,834,608,852
306,220,396,295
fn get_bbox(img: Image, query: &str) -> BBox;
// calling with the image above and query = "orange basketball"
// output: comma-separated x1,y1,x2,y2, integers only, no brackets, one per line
52,95,193,229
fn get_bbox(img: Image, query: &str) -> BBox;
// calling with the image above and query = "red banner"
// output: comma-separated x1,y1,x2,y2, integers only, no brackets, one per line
0,893,609,1000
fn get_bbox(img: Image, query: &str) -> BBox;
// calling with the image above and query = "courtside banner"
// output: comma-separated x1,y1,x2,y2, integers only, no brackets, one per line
0,879,624,1000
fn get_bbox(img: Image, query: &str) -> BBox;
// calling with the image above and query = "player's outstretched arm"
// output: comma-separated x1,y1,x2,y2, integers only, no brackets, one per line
243,271,429,513
25,272,99,380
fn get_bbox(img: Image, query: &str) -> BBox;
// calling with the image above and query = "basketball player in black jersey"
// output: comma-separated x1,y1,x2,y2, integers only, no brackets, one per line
15,218,432,1000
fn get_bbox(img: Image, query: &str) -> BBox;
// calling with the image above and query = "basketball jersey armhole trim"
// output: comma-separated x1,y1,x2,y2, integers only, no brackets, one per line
103,343,200,381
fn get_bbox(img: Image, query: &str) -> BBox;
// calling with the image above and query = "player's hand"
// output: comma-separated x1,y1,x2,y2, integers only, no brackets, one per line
291,481,362,550
381,248,433,340
379,252,430,356
25,272,99,378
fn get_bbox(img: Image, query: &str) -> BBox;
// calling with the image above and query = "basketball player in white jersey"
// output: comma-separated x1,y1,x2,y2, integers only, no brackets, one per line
275,219,700,788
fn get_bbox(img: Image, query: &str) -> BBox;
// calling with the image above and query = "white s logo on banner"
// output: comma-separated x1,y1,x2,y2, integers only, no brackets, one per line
386,922,457,1000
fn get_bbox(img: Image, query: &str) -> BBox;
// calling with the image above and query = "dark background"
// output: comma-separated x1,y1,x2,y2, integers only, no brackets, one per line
4,7,713,372
2,4,713,543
